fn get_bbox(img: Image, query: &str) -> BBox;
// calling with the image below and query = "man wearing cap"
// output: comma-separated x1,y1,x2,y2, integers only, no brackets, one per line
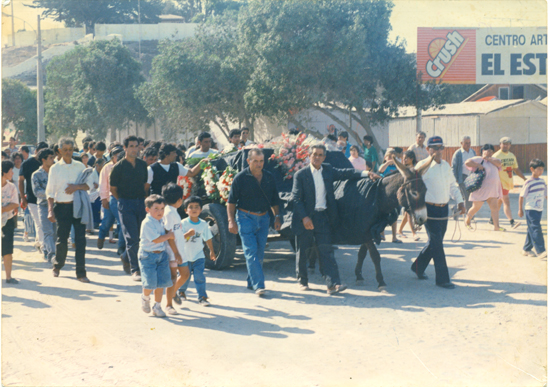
493,137,526,229
411,136,465,289
97,145,128,271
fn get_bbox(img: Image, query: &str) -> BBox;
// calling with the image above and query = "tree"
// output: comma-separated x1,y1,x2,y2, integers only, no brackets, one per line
138,15,254,141
27,0,164,34
238,0,447,149
2,79,38,144
45,39,150,140
172,0,244,22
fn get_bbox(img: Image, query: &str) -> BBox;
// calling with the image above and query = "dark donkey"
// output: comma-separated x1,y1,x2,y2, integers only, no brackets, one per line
337,155,433,290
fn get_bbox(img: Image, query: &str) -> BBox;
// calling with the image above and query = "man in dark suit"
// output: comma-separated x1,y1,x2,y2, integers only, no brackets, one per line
291,144,380,294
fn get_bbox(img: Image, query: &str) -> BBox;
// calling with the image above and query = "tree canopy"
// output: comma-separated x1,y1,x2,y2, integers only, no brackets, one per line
45,39,150,140
138,15,253,141
28,0,164,34
2,79,38,144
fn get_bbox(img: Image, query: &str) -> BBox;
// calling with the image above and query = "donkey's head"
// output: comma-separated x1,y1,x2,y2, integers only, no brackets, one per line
392,155,433,226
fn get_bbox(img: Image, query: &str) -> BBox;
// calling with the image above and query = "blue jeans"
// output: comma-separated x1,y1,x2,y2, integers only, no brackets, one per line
24,207,35,238
91,197,101,228
236,211,270,290
411,204,451,285
138,249,172,290
118,198,146,274
524,210,546,255
98,196,125,252
179,258,207,299
38,204,56,259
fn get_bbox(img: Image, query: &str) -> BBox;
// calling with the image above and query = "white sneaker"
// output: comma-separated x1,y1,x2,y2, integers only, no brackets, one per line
141,295,151,313
199,297,211,306
152,303,166,317
522,250,537,257
165,306,178,315
255,288,266,296
538,251,547,258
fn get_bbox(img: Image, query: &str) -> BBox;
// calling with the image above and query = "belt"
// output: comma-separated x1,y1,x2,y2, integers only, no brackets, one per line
152,250,163,254
55,201,72,204
426,202,447,207
238,208,267,216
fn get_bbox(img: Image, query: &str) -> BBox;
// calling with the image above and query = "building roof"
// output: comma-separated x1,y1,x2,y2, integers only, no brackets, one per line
463,83,547,102
395,99,530,118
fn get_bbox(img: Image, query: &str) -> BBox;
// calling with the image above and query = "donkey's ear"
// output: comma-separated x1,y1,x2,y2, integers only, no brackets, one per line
392,155,414,180
416,155,435,176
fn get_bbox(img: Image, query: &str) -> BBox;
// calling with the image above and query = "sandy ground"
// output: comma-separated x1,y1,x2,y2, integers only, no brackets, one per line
1,192,547,387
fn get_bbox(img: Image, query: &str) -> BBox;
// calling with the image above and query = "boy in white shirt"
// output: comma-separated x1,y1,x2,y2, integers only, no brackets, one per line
138,194,175,317
518,159,547,258
178,196,216,306
161,183,191,315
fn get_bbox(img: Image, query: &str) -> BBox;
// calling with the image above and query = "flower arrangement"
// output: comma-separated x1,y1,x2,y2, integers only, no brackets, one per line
216,166,238,203
269,132,310,179
177,175,194,200
201,163,220,201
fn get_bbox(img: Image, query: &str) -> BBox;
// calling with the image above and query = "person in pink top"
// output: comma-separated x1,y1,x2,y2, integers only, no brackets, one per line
463,144,503,231
97,146,128,271
348,145,366,171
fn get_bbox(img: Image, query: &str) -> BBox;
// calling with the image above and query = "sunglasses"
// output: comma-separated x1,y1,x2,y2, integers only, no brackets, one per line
430,145,445,151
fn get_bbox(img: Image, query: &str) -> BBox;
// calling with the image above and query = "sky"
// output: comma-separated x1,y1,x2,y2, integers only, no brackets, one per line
1,0,548,51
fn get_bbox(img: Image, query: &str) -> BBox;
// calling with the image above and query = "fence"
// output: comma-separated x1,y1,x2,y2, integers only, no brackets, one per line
95,23,197,41
5,27,86,47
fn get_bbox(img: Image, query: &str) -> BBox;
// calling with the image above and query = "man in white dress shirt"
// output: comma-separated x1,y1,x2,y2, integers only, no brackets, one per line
46,138,93,282
411,136,465,289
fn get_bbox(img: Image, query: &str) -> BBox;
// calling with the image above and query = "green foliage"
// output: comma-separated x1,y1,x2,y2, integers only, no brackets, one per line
2,79,37,144
45,39,150,140
172,0,245,22
27,0,164,33
138,14,253,140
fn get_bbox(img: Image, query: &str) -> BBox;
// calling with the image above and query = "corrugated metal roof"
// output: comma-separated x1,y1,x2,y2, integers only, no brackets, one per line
395,99,528,118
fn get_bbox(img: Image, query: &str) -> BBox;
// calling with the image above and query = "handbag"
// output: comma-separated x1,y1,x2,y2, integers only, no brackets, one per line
463,161,486,193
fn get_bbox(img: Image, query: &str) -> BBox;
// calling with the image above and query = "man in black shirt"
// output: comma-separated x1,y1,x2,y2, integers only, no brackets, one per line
19,142,49,252
110,135,149,281
227,148,281,296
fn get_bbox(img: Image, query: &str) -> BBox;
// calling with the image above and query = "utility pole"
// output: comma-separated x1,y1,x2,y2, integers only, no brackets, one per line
138,0,141,60
37,15,45,142
10,0,15,46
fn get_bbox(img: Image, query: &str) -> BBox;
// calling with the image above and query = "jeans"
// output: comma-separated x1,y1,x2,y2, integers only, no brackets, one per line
138,250,172,290
28,203,44,247
118,198,146,274
24,207,35,238
179,258,207,299
411,204,451,285
524,210,546,255
98,196,125,252
295,210,341,288
38,204,57,259
53,202,87,278
91,197,102,228
236,210,270,290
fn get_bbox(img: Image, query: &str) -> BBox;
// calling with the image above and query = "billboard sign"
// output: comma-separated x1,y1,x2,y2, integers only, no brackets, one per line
417,27,547,84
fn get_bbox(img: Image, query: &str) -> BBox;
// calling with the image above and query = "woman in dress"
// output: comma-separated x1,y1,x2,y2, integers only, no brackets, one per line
397,150,420,241
464,144,504,231
348,145,367,171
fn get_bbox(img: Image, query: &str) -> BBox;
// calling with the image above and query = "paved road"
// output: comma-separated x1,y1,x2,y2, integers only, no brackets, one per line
2,193,547,386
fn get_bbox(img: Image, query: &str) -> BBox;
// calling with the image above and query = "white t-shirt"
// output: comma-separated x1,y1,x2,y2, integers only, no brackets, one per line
2,181,19,226
181,218,213,262
162,205,186,261
147,162,188,185
187,149,219,159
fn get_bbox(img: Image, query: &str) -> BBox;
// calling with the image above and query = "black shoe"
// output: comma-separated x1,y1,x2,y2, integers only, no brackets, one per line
436,282,455,289
411,266,428,280
52,268,60,277
488,218,494,225
97,238,105,250
121,257,131,275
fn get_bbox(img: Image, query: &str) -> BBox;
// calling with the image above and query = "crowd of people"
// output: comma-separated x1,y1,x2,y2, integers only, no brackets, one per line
1,127,546,315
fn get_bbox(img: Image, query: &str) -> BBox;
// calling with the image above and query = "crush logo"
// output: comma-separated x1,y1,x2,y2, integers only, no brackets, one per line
426,31,466,78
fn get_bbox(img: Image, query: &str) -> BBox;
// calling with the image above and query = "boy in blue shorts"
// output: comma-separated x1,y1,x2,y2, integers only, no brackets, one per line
518,159,547,258
161,183,191,315
178,196,216,306
139,194,175,317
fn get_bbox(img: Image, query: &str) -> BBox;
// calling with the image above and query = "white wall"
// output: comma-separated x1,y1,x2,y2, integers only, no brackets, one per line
95,23,197,42
6,27,86,47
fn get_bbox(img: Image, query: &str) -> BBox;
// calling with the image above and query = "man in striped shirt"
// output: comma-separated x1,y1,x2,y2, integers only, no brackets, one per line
518,159,547,258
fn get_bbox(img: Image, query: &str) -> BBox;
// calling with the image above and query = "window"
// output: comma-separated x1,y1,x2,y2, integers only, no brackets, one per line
498,87,509,100
511,86,524,99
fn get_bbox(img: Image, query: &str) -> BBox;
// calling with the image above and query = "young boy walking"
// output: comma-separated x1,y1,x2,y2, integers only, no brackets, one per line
518,159,547,258
139,194,174,317
178,196,216,306
161,183,191,315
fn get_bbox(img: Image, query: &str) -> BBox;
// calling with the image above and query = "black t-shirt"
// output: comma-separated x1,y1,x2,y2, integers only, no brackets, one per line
228,167,280,213
110,158,148,199
20,157,41,204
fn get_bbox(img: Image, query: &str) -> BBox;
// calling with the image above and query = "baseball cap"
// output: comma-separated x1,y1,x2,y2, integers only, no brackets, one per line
427,136,444,147
499,136,512,144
